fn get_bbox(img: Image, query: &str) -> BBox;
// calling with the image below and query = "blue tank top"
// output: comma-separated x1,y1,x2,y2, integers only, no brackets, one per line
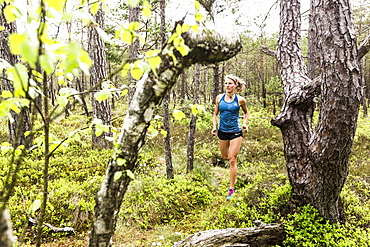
218,94,241,132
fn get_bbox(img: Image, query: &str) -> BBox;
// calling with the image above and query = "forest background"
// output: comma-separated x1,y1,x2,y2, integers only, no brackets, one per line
1,0,370,246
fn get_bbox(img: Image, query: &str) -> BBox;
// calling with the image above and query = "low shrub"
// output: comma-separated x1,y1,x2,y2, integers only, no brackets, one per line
119,174,214,229
283,204,370,247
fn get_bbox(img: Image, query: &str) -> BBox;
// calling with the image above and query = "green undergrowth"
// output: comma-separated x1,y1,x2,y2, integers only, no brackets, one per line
1,107,370,246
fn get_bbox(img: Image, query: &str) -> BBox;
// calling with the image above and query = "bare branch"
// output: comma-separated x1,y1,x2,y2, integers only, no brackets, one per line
260,45,276,57
358,33,370,60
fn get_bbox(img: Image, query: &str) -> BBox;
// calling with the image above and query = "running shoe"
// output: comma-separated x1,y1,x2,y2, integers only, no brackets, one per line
226,188,235,200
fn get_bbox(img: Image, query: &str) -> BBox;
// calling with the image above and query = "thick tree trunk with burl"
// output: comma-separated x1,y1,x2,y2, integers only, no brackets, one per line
273,0,362,222
88,1,241,246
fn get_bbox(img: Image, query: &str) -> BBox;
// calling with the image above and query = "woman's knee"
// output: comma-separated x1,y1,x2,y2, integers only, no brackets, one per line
229,158,237,166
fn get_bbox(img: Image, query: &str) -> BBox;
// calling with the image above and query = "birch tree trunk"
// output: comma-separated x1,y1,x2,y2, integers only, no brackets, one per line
89,0,241,245
273,0,362,222
88,8,112,149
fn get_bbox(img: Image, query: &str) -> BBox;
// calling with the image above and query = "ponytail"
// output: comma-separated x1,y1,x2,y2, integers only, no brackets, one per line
225,74,246,93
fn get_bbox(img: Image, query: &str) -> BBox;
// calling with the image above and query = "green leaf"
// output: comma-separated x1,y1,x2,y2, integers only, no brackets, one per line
121,30,133,44
147,125,159,138
173,109,186,121
121,63,130,77
142,1,151,19
173,37,182,47
167,33,178,44
90,2,100,15
147,56,161,76
29,200,41,216
130,67,143,80
182,24,190,33
4,5,21,23
114,171,122,181
64,42,91,74
195,12,203,23
57,95,69,107
176,24,182,35
194,0,201,10
0,26,4,31
91,118,110,137
9,33,38,68
126,170,135,180
191,104,199,115
130,60,149,81
160,129,167,137
39,54,55,75
127,0,140,7
128,21,141,31
9,33,27,55
120,88,128,96
117,158,126,166
94,89,111,102
192,24,199,33
44,0,66,12
177,44,190,56
1,90,13,98
7,63,29,97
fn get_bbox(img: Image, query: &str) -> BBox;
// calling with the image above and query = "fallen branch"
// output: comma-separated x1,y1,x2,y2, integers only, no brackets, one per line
172,223,284,247
29,217,75,234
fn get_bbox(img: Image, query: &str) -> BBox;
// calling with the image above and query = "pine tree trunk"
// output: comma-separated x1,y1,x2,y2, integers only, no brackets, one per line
127,5,140,99
0,3,32,149
212,64,220,103
89,1,242,245
160,0,174,179
274,0,361,222
88,8,112,149
186,64,200,173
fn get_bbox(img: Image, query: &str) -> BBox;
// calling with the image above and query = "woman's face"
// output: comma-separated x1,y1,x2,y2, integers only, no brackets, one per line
224,77,236,93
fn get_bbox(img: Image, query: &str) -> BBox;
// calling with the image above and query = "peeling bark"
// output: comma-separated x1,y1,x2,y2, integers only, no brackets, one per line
88,1,241,246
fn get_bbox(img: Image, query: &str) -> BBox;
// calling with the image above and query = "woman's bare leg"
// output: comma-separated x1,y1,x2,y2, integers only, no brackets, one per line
218,139,230,161
228,137,242,189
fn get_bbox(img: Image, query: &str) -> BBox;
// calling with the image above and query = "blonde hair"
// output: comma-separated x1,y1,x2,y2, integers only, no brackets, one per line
225,74,246,93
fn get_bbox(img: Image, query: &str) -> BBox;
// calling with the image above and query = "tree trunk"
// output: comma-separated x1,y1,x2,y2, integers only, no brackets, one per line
127,5,140,100
212,64,220,103
89,0,241,245
0,3,32,149
273,0,361,222
88,7,112,149
0,210,14,247
186,64,200,173
180,71,186,104
361,58,368,117
307,1,319,80
160,0,174,179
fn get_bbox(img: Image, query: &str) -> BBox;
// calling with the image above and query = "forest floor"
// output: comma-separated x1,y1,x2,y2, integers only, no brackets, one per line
6,107,370,247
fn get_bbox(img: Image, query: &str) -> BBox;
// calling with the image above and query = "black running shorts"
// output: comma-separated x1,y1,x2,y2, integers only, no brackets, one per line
217,130,243,140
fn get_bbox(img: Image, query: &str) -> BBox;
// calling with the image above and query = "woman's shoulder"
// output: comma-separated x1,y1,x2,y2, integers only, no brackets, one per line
237,95,246,103
216,94,224,100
